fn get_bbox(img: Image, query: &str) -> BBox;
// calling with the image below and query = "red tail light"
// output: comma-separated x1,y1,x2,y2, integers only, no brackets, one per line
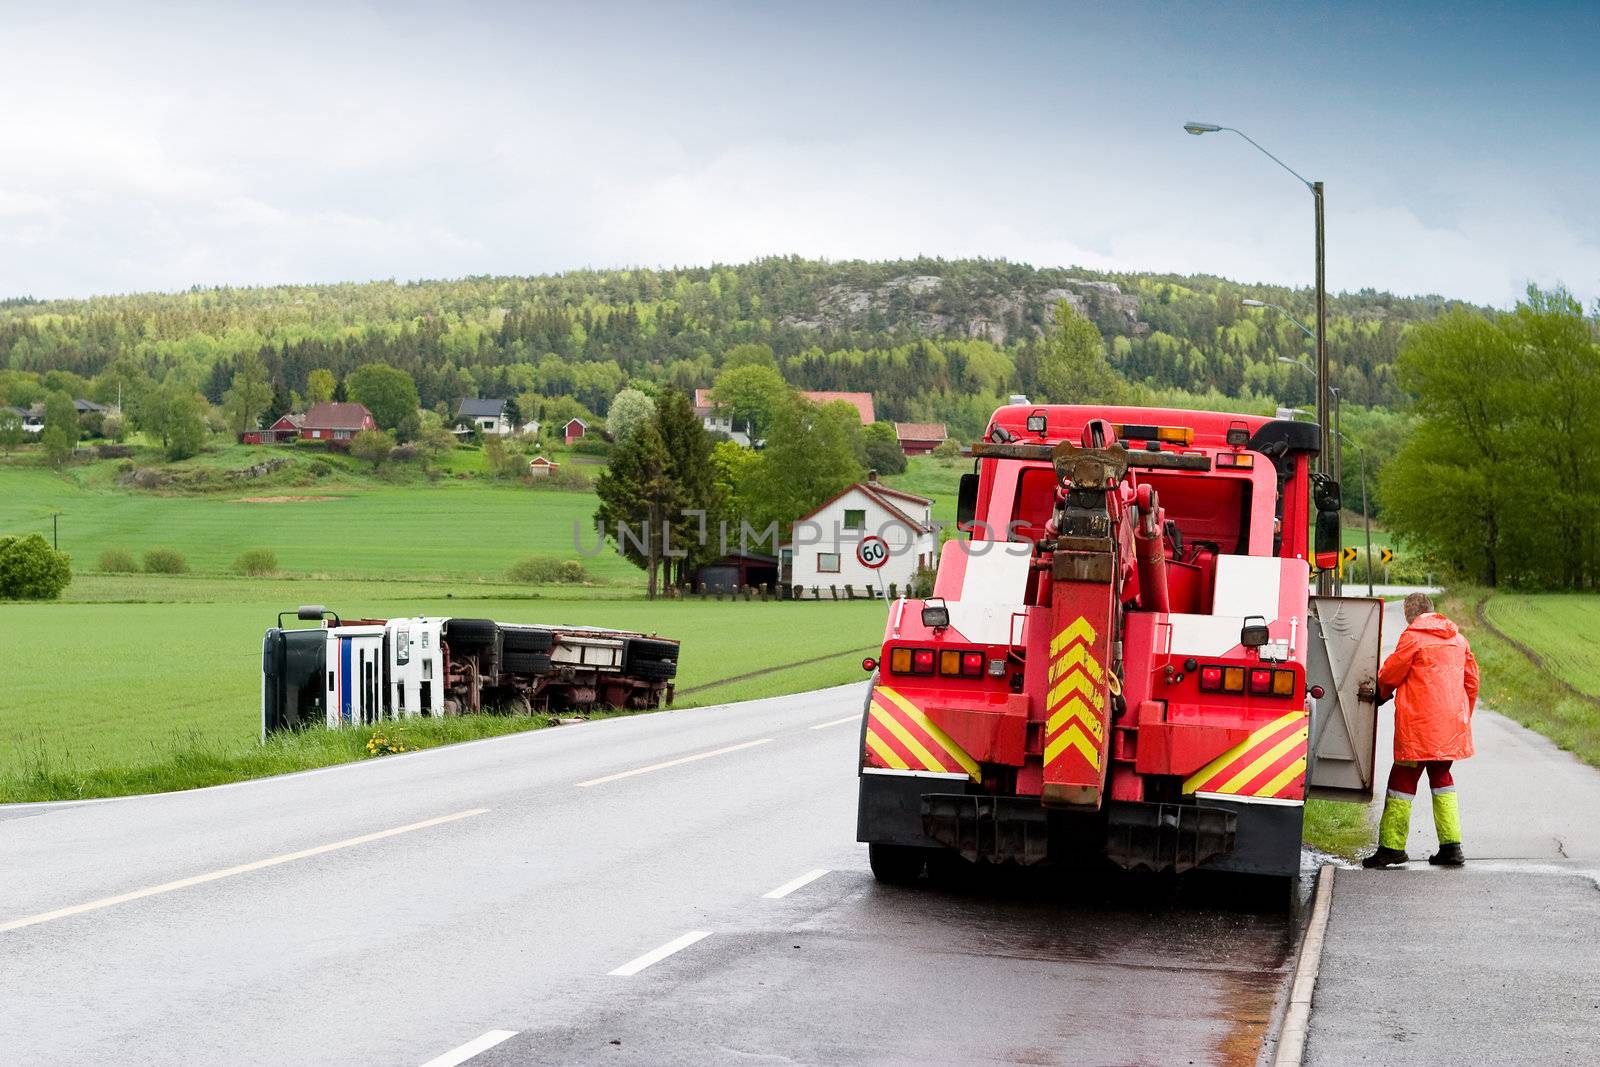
912,649,935,674
960,651,984,677
1199,666,1223,691
1248,668,1274,694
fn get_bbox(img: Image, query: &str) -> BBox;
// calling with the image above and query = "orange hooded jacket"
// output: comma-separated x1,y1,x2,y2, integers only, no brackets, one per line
1378,612,1479,762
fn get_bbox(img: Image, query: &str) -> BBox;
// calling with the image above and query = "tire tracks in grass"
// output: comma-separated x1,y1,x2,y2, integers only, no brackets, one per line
676,645,875,698
1475,594,1600,708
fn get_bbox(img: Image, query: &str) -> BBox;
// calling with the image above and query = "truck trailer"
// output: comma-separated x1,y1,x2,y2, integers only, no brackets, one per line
856,404,1381,885
261,608,680,737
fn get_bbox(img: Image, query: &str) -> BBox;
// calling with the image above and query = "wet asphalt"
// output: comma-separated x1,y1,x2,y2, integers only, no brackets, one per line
0,680,1303,1066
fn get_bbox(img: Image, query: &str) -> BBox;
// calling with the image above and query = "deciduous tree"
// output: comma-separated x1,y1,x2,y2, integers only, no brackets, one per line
40,391,78,466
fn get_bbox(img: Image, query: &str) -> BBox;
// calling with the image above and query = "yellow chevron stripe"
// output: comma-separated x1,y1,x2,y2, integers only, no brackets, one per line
864,728,908,770
1044,722,1100,770
869,704,947,775
1217,729,1308,794
1046,669,1104,712
1046,695,1104,740
1260,756,1308,798
1049,644,1104,683
1049,617,1096,657
1181,711,1305,794
875,686,981,780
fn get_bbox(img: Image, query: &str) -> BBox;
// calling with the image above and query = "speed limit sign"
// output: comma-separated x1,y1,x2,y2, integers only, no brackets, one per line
856,535,889,570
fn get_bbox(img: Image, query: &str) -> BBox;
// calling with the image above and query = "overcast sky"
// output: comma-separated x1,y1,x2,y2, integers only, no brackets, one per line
2,1,1595,307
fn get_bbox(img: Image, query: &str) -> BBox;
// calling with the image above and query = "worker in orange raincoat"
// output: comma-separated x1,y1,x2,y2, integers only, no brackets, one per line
1363,592,1479,868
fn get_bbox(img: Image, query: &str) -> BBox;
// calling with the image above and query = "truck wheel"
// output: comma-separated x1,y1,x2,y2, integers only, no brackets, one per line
446,619,498,648
868,843,925,885
502,627,555,653
630,658,677,682
503,652,553,676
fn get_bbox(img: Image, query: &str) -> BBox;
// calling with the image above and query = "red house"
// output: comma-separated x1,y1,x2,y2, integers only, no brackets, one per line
301,402,377,442
563,417,588,446
894,421,948,456
241,413,303,445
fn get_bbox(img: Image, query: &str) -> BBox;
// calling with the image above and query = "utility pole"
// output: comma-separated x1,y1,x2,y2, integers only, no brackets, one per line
52,513,59,551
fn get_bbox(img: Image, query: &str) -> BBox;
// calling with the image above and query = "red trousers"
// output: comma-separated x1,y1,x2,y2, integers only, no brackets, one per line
1387,760,1454,797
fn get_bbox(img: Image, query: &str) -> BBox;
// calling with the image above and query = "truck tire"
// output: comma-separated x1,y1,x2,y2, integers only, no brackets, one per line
629,657,677,682
868,842,925,885
445,619,498,648
503,652,554,676
624,637,680,674
502,627,555,653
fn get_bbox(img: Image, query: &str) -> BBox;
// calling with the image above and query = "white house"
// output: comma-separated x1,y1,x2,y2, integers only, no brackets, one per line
693,388,752,447
454,398,512,436
784,475,938,598
519,419,541,437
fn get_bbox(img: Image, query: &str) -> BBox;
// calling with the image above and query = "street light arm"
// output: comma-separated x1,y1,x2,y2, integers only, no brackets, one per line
1249,300,1317,342
1216,127,1315,191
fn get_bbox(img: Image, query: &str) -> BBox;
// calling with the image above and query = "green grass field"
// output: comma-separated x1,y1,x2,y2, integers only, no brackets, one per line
0,462,632,582
883,456,966,526
1447,589,1600,769
1480,593,1600,697
0,574,887,799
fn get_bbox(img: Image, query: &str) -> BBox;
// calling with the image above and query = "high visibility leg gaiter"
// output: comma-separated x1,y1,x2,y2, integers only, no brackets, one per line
1379,761,1422,851
1427,761,1460,845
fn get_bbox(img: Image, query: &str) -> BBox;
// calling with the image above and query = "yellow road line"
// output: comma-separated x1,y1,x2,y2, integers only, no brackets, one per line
0,808,489,934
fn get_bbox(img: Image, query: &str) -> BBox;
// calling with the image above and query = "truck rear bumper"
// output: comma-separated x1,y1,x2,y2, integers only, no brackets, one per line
857,772,1304,877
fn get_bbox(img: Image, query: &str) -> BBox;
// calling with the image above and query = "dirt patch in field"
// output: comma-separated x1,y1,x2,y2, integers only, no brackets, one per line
232,495,343,504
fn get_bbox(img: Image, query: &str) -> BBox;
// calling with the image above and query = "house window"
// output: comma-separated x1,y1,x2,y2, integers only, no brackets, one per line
817,552,840,573
843,509,866,531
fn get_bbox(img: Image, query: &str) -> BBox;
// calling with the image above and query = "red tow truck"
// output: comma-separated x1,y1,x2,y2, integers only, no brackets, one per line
857,404,1382,885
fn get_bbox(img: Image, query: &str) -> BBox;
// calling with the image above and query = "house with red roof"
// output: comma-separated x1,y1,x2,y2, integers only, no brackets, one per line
300,402,376,442
801,391,875,423
783,472,937,598
894,421,948,456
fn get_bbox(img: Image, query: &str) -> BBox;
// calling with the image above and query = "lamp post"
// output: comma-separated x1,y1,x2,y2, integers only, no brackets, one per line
1187,122,1329,594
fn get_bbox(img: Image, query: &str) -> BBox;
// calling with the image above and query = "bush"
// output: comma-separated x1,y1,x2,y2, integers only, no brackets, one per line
97,548,139,573
932,437,963,459
506,555,589,584
571,436,611,457
143,548,189,574
234,548,278,576
907,563,936,599
0,534,72,599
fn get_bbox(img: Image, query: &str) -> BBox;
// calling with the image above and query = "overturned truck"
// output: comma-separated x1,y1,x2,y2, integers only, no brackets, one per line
261,607,680,736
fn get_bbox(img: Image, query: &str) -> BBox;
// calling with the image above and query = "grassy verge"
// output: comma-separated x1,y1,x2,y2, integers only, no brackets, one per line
0,714,570,803
1302,798,1373,859
1445,587,1600,767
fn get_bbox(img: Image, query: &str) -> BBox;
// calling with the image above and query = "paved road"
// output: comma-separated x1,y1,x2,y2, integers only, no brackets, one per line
1,681,1298,1066
1304,599,1600,1064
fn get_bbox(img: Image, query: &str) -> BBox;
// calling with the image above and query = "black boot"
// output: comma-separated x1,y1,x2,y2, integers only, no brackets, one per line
1429,843,1465,866
1361,846,1409,869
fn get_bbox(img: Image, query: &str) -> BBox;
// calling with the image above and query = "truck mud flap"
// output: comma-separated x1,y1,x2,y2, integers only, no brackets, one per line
921,794,1051,866
1105,802,1236,874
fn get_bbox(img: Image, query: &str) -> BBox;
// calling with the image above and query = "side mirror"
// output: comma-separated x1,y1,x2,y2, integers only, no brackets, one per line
956,473,979,531
1240,615,1270,648
1311,473,1341,569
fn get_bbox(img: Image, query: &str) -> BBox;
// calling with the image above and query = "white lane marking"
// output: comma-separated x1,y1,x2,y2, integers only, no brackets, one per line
576,739,772,787
762,868,830,899
0,808,489,934
420,1029,518,1067
608,930,712,976
809,715,858,730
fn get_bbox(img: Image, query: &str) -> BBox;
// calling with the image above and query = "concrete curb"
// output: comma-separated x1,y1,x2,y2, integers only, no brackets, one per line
1273,864,1335,1066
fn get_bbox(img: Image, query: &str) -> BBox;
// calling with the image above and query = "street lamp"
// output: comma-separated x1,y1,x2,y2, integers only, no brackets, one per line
1187,121,1330,593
